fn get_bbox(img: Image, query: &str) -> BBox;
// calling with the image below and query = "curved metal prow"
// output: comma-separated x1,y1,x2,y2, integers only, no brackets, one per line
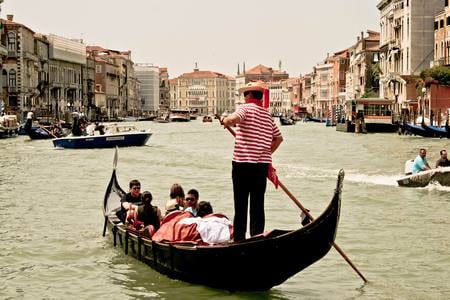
113,147,118,170
335,169,345,192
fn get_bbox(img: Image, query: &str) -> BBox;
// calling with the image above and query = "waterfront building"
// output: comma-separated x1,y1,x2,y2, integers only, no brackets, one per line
377,0,443,119
159,67,170,114
87,46,140,120
284,78,301,115
1,15,49,120
433,1,450,69
0,24,6,115
345,31,381,115
300,73,313,114
328,50,350,121
268,81,282,114
312,61,333,119
83,53,96,120
47,34,85,121
226,76,235,115
235,63,289,108
169,78,178,110
174,65,231,115
135,64,159,114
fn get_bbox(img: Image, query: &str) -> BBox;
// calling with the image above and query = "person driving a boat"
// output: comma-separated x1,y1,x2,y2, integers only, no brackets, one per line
412,148,431,174
436,149,450,168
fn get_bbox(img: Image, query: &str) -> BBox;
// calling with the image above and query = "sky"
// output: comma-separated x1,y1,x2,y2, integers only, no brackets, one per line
1,0,381,78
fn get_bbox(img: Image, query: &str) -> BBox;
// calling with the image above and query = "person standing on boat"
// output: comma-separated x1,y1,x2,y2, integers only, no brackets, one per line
117,179,143,223
412,148,431,174
222,81,283,242
435,149,450,168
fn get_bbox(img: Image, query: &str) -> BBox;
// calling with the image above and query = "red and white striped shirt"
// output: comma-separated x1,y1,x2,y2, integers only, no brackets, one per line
232,103,282,163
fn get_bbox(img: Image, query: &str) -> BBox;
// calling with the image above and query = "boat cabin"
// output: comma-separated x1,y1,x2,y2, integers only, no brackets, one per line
342,98,396,132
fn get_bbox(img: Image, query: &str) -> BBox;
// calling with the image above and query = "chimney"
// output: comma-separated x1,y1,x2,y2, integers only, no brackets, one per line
7,15,14,21
361,31,364,40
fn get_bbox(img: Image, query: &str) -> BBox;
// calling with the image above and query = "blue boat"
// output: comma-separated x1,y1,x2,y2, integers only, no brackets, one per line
52,124,152,149
421,123,449,138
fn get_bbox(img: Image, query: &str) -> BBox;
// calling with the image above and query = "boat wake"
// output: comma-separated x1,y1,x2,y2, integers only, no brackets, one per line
278,164,398,187
345,173,399,186
418,182,450,192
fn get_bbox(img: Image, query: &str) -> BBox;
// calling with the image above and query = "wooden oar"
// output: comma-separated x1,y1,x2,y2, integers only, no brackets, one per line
216,115,368,283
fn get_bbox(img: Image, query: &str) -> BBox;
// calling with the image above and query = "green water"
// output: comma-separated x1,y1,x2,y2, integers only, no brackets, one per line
1,121,449,299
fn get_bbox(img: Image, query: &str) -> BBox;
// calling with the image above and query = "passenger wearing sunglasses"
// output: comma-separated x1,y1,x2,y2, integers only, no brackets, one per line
184,189,199,217
117,179,143,223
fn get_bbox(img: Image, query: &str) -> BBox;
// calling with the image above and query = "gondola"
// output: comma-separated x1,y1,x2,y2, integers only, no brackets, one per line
421,123,449,139
102,149,343,291
279,115,296,126
401,122,435,137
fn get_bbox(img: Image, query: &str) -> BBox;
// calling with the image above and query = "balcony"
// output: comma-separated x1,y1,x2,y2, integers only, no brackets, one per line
433,57,450,67
8,86,17,93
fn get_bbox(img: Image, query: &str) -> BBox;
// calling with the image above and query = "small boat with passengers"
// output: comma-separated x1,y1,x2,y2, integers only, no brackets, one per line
169,109,190,122
0,114,19,138
279,115,296,126
102,149,343,291
53,123,151,149
397,166,450,187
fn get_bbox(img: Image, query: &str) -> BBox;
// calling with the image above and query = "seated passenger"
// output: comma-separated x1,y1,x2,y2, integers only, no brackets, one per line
153,201,233,245
184,189,199,216
127,191,162,237
116,179,142,223
412,148,431,174
85,123,96,136
165,183,185,215
94,123,105,135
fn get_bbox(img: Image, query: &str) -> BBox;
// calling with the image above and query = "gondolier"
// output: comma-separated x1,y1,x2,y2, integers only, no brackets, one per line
222,81,283,242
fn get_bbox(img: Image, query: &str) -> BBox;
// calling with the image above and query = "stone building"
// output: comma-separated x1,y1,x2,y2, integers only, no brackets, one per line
377,0,443,118
345,31,381,101
47,34,85,120
1,15,49,119
434,0,450,66
235,63,289,107
87,46,139,120
159,67,170,114
174,65,232,115
300,73,313,114
135,64,159,114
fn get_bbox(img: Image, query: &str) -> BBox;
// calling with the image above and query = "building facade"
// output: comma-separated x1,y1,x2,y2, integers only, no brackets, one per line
159,67,170,114
377,0,443,118
135,64,159,114
47,34,85,120
174,66,231,115
2,15,49,119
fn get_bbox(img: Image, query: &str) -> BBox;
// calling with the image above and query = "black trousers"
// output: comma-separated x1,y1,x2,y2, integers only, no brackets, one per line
232,161,269,241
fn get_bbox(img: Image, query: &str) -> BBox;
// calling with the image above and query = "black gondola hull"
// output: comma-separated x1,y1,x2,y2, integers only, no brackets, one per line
103,165,342,291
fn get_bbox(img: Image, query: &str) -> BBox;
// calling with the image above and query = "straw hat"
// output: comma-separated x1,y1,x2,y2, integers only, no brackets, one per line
238,81,267,94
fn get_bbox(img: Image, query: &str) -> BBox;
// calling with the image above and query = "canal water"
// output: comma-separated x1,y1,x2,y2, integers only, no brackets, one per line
1,120,449,299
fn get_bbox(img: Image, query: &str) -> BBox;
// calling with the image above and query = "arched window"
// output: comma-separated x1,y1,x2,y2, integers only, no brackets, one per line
7,32,16,52
9,69,16,87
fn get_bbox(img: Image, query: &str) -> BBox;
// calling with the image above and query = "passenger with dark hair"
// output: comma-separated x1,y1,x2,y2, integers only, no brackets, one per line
117,179,142,223
436,149,450,168
184,189,199,216
128,191,162,237
197,201,213,217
